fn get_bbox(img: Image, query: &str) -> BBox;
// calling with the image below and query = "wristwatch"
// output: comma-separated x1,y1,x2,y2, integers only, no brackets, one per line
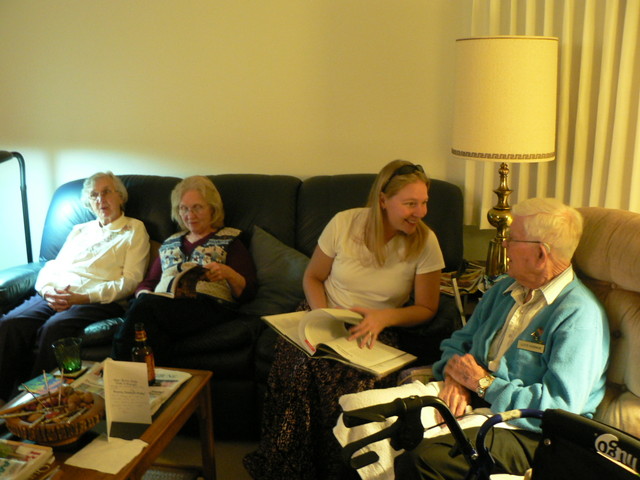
477,374,495,398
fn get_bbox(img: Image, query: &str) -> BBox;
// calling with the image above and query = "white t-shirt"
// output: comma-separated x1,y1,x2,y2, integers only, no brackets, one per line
318,208,444,310
35,215,150,304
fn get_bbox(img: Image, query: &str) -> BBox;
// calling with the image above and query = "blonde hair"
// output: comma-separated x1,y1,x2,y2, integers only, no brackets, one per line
512,197,583,262
360,159,431,266
170,176,225,230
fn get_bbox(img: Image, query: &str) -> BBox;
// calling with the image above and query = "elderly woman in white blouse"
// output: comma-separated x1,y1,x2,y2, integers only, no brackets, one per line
0,171,149,402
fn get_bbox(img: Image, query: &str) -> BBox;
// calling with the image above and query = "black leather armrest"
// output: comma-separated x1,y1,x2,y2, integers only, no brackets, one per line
81,317,125,347
0,262,45,313
396,294,462,365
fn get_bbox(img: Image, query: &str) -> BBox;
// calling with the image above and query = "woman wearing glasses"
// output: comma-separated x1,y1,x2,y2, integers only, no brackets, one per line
112,175,256,364
0,171,150,402
245,160,444,479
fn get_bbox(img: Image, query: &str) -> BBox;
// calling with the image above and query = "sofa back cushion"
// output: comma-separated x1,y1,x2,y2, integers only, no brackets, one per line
240,226,309,316
573,206,640,437
208,174,301,248
295,174,464,272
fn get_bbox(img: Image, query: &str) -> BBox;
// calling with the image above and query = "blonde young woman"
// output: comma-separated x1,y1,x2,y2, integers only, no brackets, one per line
244,160,445,480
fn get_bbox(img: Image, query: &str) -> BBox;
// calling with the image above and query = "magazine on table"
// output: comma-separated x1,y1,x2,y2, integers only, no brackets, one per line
263,308,417,377
440,261,488,297
17,373,62,396
71,361,192,415
0,438,53,480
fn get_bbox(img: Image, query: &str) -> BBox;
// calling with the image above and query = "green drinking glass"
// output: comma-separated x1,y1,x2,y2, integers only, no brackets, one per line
51,337,83,374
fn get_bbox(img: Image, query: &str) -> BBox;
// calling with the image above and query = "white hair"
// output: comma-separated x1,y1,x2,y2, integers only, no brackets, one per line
81,171,128,211
512,198,583,262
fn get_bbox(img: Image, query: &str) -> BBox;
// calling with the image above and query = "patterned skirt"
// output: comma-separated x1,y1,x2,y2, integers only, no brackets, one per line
243,330,400,480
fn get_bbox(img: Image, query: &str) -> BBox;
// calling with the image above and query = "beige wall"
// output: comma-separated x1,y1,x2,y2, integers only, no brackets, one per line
0,1,487,269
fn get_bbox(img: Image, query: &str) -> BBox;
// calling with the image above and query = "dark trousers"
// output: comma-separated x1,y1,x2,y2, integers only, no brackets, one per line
394,426,541,480
0,294,124,401
112,293,236,365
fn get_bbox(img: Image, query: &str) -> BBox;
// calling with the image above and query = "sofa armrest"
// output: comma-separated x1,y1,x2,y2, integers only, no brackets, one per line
396,294,462,366
81,317,125,347
0,261,45,314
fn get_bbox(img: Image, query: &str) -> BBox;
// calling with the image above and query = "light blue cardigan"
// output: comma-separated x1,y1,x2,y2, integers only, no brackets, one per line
433,275,610,432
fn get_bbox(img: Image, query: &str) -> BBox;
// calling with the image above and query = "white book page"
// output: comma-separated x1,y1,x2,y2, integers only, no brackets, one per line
303,316,350,352
262,311,309,351
322,337,406,367
103,359,152,439
301,309,363,353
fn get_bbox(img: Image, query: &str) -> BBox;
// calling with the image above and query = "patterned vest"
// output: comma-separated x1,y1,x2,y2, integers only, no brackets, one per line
155,227,241,303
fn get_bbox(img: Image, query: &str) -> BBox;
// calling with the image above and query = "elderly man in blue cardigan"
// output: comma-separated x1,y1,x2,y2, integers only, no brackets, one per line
392,197,610,479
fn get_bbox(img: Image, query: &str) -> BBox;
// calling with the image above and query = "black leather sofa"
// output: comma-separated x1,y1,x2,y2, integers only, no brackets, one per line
0,173,464,440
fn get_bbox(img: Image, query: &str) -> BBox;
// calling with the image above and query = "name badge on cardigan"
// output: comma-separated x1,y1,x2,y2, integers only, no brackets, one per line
517,340,545,354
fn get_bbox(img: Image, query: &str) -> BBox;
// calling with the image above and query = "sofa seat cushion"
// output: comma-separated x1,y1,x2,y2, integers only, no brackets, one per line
170,315,264,379
172,313,264,353
172,346,255,379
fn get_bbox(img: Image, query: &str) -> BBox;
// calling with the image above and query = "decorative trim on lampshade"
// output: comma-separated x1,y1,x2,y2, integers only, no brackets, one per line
450,149,556,161
451,36,559,164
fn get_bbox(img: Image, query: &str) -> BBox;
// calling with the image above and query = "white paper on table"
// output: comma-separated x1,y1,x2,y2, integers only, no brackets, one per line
65,434,148,474
103,358,152,439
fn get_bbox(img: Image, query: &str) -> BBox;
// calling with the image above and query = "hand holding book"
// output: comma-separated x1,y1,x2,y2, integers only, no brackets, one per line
264,308,416,377
344,307,388,349
152,262,236,305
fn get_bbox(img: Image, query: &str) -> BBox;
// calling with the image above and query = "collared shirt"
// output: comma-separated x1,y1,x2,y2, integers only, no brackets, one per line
487,266,574,372
36,215,149,304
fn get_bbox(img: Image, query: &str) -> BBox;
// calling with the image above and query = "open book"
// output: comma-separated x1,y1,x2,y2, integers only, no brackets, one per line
151,262,235,305
263,308,417,377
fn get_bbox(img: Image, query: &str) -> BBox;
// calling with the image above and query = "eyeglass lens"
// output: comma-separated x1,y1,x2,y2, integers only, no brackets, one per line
179,205,206,214
90,189,113,200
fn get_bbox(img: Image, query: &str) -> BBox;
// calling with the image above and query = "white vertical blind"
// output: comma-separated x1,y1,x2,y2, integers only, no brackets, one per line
464,0,640,228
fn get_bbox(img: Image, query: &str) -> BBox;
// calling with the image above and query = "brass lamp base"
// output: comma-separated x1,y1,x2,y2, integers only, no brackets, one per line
485,162,514,278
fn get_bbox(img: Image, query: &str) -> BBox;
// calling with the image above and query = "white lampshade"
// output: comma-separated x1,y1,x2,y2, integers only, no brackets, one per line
451,36,558,163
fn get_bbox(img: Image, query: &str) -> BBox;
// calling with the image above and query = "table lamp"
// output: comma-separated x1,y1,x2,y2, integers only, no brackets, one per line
451,36,558,278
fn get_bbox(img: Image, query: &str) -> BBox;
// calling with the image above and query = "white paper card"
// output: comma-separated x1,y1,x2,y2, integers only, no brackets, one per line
65,434,148,474
103,358,152,439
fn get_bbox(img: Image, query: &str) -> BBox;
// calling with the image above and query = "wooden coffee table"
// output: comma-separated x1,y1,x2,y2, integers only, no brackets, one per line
3,367,216,480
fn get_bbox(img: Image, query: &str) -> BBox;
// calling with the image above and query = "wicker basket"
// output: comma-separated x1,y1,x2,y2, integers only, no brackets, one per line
1,391,105,446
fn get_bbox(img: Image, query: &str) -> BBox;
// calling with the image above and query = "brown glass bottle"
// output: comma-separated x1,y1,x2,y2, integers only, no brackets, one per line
131,322,156,386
